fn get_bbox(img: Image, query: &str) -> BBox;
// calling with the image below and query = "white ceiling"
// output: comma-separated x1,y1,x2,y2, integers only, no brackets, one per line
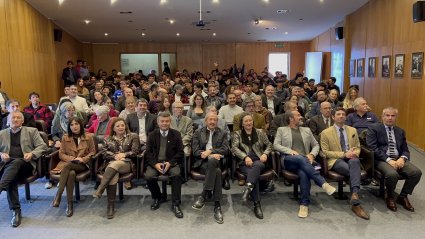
26,0,368,43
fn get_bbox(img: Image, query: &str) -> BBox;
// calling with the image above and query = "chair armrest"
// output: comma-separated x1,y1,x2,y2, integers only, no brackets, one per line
319,151,329,176
48,151,60,172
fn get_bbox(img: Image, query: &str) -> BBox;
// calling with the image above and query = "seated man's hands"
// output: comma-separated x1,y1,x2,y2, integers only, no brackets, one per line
1,153,10,163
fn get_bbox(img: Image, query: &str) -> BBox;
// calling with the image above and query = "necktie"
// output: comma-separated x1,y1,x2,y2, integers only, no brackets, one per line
162,131,166,137
339,127,347,152
325,118,329,128
176,117,180,127
387,127,397,158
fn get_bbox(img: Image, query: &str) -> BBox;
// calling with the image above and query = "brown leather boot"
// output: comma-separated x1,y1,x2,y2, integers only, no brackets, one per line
106,184,117,219
93,168,117,198
65,173,75,217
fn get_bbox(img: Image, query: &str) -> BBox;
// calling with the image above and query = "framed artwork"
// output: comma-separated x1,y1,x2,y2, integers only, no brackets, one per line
394,54,404,77
382,55,390,78
368,57,377,77
357,58,364,77
349,59,356,77
411,52,423,79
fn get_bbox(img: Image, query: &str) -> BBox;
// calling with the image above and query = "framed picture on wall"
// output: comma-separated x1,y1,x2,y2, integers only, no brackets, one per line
411,52,423,79
349,59,356,77
357,58,364,77
382,55,390,78
394,54,404,77
368,57,377,77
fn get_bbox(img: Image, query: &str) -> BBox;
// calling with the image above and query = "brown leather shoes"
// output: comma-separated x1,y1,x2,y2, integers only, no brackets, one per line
386,198,397,211
351,205,369,220
396,196,414,212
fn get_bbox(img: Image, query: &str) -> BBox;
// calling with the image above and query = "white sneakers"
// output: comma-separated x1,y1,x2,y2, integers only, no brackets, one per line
44,181,53,189
298,205,309,218
322,183,336,195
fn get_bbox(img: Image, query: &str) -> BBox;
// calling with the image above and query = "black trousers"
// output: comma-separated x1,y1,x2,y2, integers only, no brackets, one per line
376,160,422,198
198,157,222,202
145,164,182,204
239,160,265,201
0,159,33,210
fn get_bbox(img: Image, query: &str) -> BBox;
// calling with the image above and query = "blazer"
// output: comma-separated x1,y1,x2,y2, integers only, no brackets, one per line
269,113,287,138
192,126,229,168
0,127,48,172
102,132,140,162
232,128,272,166
261,95,282,116
233,112,265,132
126,112,158,140
145,128,184,167
55,133,96,172
86,117,115,138
366,123,410,162
320,125,360,169
273,126,319,157
309,114,334,142
1,111,36,130
171,115,193,147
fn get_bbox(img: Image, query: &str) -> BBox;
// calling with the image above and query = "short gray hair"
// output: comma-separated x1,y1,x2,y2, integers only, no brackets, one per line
96,105,110,116
382,107,398,116
353,97,366,110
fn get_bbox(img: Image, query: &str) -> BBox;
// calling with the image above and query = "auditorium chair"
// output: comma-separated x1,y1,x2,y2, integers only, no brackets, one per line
139,157,170,202
34,119,48,134
273,151,300,198
188,154,229,187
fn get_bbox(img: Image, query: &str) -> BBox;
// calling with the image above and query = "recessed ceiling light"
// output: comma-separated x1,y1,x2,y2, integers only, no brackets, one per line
160,0,167,5
58,0,65,5
104,33,109,36
176,33,180,36
212,0,219,3
110,0,117,4
319,0,324,2
83,20,90,24
284,32,288,35
169,19,175,24
262,0,269,3
141,33,146,36
213,32,216,36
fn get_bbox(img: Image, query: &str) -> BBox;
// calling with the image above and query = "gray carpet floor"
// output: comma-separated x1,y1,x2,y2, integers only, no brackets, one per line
1,145,425,239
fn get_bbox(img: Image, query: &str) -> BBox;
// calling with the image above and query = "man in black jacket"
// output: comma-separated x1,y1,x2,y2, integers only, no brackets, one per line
2,99,36,130
61,60,80,86
144,112,185,218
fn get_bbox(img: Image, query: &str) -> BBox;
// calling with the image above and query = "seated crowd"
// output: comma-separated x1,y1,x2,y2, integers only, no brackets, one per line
0,60,422,227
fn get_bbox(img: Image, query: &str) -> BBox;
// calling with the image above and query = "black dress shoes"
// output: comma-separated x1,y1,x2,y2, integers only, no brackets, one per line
11,209,21,227
386,198,397,212
192,196,205,210
253,201,264,219
214,206,224,224
397,196,415,212
172,204,184,218
241,183,253,202
222,178,231,190
151,199,161,211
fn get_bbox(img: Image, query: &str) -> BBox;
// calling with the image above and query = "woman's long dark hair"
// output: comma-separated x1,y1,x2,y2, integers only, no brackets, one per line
67,117,85,137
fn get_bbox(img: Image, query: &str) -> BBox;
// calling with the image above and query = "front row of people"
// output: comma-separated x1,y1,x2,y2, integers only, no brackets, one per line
0,106,422,227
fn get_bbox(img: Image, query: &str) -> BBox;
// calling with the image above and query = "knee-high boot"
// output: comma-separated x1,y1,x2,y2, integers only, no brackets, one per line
107,184,117,219
65,171,76,217
93,167,117,198
52,170,69,207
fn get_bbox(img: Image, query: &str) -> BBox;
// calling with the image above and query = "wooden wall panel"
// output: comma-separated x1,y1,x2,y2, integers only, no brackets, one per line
0,0,12,94
177,43,202,72
91,44,122,74
201,43,236,75
290,42,310,78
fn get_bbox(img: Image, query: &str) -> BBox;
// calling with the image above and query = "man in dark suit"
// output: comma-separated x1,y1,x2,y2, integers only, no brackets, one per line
191,112,228,224
309,101,333,142
2,99,36,130
61,60,80,86
144,112,185,218
0,111,48,227
126,99,158,149
269,101,298,139
366,107,422,212
261,85,281,117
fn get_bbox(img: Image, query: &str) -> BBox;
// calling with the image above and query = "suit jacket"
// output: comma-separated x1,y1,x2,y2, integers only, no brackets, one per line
232,128,272,166
0,127,48,172
261,95,282,115
192,126,229,168
269,113,287,138
115,96,138,112
309,114,333,142
273,126,319,157
320,125,360,168
171,115,193,147
86,117,115,138
366,123,410,162
126,112,158,140
145,128,184,167
55,133,96,172
2,111,36,130
233,112,265,132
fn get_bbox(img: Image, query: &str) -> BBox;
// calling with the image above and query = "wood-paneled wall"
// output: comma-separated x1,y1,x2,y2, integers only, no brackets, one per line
0,0,83,105
84,42,309,78
311,0,425,149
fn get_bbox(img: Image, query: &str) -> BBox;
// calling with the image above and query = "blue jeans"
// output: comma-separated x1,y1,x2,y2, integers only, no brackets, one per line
282,155,326,206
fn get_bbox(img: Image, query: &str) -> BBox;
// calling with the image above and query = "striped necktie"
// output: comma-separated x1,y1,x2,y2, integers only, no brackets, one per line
387,126,397,158
339,127,347,152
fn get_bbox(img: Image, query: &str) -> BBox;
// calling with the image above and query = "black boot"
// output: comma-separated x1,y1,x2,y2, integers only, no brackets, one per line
93,168,117,198
52,180,65,207
241,183,253,202
11,209,22,227
107,184,117,219
254,201,264,219
65,176,75,217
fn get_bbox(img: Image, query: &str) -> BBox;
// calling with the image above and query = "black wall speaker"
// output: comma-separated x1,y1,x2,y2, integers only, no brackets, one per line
53,29,62,42
335,27,343,40
413,1,425,23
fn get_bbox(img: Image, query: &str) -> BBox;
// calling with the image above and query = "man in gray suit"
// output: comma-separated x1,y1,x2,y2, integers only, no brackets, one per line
126,98,158,150
309,101,334,142
170,101,193,157
0,111,48,227
273,111,335,218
